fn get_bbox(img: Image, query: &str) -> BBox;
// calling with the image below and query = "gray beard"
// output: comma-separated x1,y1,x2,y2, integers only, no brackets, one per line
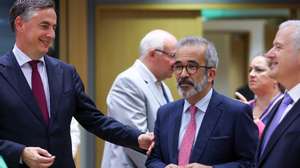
177,75,208,99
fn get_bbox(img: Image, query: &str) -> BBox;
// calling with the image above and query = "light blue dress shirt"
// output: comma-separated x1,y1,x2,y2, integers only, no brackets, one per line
178,89,213,149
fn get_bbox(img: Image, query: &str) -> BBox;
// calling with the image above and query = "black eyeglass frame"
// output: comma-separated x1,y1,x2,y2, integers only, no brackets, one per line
154,49,176,58
172,62,213,75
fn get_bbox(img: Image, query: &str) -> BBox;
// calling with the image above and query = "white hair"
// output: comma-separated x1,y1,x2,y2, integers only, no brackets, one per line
139,29,175,59
279,20,300,50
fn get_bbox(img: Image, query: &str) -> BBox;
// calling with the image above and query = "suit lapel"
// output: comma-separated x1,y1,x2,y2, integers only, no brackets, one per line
0,52,45,125
256,99,281,164
44,56,63,126
258,99,300,166
134,60,165,105
168,100,184,163
190,91,223,162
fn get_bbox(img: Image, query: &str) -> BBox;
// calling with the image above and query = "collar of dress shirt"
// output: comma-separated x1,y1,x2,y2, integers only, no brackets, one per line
183,88,213,114
12,44,45,67
286,83,300,105
135,59,158,83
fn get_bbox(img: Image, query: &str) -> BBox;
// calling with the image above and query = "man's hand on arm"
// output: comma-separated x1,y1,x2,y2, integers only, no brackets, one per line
138,132,154,153
21,147,55,168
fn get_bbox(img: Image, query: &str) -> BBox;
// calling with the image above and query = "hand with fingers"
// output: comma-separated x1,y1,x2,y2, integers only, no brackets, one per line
185,163,212,168
138,132,155,154
165,163,179,168
21,147,55,168
235,91,249,104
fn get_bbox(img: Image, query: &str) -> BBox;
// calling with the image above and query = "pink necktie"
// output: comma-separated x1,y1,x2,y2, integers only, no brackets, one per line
178,105,197,166
29,60,49,124
256,119,265,139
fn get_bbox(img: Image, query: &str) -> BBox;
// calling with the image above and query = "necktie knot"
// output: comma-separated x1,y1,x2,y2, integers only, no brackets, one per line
282,93,293,105
189,105,197,117
28,60,40,70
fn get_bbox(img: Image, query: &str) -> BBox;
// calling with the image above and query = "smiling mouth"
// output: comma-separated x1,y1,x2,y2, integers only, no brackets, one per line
40,38,53,48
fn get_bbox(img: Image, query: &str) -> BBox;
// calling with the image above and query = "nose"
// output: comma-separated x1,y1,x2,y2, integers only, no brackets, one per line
47,27,56,39
179,66,190,78
249,69,256,77
264,47,275,59
170,58,176,65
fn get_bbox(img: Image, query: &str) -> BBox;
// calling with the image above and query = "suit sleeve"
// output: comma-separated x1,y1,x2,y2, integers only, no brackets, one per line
213,104,258,168
71,67,142,151
0,139,25,167
146,108,167,168
108,75,148,167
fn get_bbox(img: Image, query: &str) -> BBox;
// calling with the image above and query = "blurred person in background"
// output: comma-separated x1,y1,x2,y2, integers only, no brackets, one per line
236,55,284,138
102,29,176,168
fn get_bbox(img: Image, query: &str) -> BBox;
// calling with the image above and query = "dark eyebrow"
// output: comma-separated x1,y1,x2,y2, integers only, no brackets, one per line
187,60,199,64
40,21,57,29
40,21,50,25
174,60,199,65
174,61,183,64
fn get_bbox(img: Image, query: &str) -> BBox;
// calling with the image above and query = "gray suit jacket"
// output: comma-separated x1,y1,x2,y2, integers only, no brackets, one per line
101,60,173,168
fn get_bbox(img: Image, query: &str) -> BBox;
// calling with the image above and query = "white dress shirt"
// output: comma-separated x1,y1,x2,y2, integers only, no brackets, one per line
280,83,300,122
12,44,51,116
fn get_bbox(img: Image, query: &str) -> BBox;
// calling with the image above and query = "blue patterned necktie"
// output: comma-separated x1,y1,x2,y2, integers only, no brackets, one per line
161,83,169,103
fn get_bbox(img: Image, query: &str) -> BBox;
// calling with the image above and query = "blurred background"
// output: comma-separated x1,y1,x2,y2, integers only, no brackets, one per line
1,0,299,167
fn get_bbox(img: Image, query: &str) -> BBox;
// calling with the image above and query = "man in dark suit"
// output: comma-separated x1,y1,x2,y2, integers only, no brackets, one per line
146,36,258,168
256,20,300,168
0,1,152,167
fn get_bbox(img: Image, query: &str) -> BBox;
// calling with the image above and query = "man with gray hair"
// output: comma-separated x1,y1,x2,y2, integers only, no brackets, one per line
256,20,300,168
0,0,153,167
146,36,258,168
102,29,176,168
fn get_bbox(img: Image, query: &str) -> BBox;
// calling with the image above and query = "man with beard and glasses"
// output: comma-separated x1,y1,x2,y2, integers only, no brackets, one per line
146,36,258,168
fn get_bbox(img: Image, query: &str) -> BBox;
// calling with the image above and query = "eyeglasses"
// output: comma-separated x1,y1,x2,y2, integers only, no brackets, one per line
172,62,212,75
154,49,175,58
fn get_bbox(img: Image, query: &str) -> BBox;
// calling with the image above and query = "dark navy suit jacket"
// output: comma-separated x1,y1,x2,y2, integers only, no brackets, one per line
256,97,300,168
146,91,258,168
0,52,141,168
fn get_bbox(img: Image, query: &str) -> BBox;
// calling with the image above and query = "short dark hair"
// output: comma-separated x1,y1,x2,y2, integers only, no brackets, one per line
9,0,55,32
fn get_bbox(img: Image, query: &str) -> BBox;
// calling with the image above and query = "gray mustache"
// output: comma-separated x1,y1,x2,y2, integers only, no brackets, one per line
178,78,194,86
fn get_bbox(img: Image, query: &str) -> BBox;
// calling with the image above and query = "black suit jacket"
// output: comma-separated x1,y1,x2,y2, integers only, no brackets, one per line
146,91,258,168
0,52,141,168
